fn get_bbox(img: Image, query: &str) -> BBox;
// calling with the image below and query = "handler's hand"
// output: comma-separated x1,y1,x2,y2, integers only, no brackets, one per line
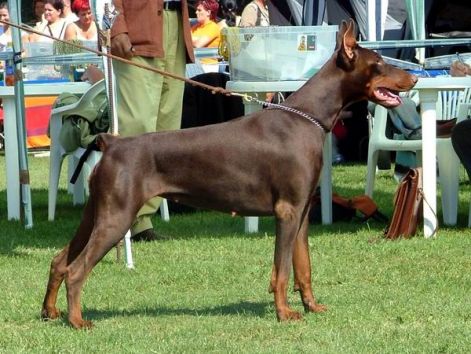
81,65,105,84
450,60,471,77
111,33,135,59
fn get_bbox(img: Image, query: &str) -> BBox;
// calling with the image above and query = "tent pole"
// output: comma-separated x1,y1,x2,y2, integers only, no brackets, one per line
9,0,33,228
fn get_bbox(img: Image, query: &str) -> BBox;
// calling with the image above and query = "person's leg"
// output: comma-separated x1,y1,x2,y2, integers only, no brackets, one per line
114,57,163,137
389,97,422,139
157,10,186,132
131,11,187,236
451,119,471,180
118,10,186,237
113,57,163,236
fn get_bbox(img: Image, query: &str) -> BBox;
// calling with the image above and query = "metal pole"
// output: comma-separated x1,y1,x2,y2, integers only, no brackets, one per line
9,0,33,228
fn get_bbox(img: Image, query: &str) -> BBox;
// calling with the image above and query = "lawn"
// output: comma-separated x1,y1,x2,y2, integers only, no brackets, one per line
0,153,470,353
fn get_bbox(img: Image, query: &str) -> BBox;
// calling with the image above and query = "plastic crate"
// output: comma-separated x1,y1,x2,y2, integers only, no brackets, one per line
222,25,338,81
22,41,99,81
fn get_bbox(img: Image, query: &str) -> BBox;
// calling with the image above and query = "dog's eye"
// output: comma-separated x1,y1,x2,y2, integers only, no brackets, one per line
375,56,387,68
371,61,383,75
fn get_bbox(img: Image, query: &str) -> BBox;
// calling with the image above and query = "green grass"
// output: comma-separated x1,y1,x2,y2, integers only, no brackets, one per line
0,154,470,353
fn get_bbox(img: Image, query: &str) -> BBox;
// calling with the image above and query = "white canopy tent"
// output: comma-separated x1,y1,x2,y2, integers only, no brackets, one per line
272,0,427,59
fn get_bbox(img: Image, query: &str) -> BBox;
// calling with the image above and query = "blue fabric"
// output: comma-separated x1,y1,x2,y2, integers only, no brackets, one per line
389,97,422,140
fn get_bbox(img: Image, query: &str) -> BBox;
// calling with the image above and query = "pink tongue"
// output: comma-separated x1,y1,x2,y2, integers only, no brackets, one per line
377,88,402,105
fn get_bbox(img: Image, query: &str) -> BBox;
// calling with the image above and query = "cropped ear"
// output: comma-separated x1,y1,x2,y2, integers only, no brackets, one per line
342,19,357,60
336,18,358,70
335,20,348,51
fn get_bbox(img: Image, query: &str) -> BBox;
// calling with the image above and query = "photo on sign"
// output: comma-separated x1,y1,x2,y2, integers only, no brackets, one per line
297,34,316,51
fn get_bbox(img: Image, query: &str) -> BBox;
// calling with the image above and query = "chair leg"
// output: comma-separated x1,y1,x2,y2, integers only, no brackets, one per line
83,151,102,197
48,154,65,221
365,147,380,197
160,198,170,222
437,141,459,226
124,230,134,269
245,217,258,233
67,156,75,195
71,154,86,205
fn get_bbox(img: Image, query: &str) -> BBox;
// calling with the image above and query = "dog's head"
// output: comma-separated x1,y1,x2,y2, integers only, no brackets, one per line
335,19,417,108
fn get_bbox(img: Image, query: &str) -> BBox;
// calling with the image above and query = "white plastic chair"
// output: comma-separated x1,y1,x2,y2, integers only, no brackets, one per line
366,88,471,226
48,80,106,221
436,92,471,227
47,79,170,222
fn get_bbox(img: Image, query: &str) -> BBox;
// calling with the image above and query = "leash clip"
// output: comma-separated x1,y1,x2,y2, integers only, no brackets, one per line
238,92,255,102
241,93,254,103
229,92,256,103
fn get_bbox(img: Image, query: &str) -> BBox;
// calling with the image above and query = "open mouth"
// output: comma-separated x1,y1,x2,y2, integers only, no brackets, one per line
373,87,403,108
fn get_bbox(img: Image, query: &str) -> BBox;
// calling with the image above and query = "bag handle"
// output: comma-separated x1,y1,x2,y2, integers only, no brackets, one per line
331,194,388,222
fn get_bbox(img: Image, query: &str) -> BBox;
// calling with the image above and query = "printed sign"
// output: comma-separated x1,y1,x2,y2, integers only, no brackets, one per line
297,34,316,51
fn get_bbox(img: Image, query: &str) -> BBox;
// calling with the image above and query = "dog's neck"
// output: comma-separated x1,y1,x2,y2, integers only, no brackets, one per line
283,51,360,131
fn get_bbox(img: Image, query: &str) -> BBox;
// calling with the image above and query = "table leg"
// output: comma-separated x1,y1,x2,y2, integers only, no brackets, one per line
4,97,20,220
419,89,438,238
243,96,263,233
321,133,333,224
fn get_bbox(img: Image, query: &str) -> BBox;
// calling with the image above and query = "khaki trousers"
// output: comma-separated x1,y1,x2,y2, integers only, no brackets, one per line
113,10,186,235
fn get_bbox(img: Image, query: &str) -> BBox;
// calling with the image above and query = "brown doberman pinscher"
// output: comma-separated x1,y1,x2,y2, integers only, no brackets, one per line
41,19,417,329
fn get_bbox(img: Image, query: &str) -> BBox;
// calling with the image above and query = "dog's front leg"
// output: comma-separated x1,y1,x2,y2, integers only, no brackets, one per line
41,246,70,320
292,210,327,314
271,201,303,321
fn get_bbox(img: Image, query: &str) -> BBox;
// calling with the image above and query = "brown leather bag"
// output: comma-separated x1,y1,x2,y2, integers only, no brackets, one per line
384,167,423,239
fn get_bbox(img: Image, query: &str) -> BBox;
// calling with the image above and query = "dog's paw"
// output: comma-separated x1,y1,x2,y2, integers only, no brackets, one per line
41,307,61,320
70,318,94,330
304,301,328,313
277,309,303,321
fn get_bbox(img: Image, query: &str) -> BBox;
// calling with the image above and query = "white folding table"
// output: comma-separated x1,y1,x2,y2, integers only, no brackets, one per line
2,82,90,220
413,76,471,237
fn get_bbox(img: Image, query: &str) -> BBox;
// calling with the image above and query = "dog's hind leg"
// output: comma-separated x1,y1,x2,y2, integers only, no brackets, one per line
270,200,305,321
41,199,95,321
64,208,133,329
292,209,327,314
